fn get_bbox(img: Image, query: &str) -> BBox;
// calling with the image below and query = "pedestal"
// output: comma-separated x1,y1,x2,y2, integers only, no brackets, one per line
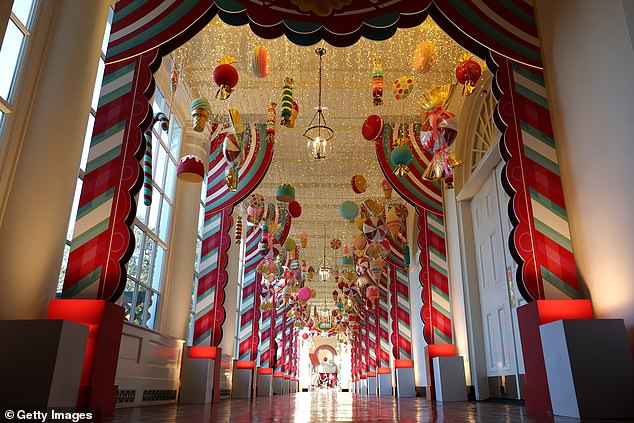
395,360,416,398
273,373,284,395
0,320,88,409
180,346,221,404
377,368,392,397
424,345,455,400
282,375,290,394
231,361,255,399
47,299,124,413
433,356,467,402
540,319,634,419
291,379,298,393
360,376,367,395
517,300,593,413
257,368,273,397
367,373,376,396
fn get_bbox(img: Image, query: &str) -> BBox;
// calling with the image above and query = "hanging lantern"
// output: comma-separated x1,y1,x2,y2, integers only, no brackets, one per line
265,101,276,143
351,175,367,194
213,56,239,100
391,144,412,177
280,77,294,127
361,115,384,142
339,201,359,222
456,54,482,96
288,201,302,218
371,57,383,106
251,46,270,78
276,184,295,202
412,41,436,74
190,97,211,132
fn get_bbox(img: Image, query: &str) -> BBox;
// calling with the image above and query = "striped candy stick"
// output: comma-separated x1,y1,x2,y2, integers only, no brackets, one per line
389,264,413,358
237,223,262,361
142,132,153,206
377,272,390,368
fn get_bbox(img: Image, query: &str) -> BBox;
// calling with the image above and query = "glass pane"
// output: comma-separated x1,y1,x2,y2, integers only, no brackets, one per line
128,225,143,278
11,0,35,28
145,291,159,329
0,111,4,132
140,236,155,284
133,284,147,325
0,21,25,100
136,192,147,224
123,278,135,322
191,277,198,310
153,89,163,113
169,120,181,156
101,7,114,54
158,199,170,243
151,246,165,291
147,189,161,233
195,237,202,272
91,58,105,111
154,145,167,189
66,179,83,240
80,114,95,171
57,244,71,295
164,159,176,200
198,203,205,234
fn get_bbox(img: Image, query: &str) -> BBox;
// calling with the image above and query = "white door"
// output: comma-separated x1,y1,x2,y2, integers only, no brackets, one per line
470,170,517,376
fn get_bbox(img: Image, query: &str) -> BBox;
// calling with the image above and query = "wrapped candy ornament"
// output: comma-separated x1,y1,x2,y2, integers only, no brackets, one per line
265,101,276,143
351,175,366,194
213,56,239,100
391,143,413,177
280,77,294,127
412,41,436,74
339,200,359,222
299,231,308,248
288,201,302,218
276,184,295,202
251,46,270,78
363,216,387,243
456,54,482,96
142,132,153,206
393,76,415,101
362,115,384,142
245,193,265,225
381,178,393,200
190,96,211,132
234,216,243,243
330,238,341,250
223,133,243,191
170,64,179,93
423,145,462,188
371,58,384,106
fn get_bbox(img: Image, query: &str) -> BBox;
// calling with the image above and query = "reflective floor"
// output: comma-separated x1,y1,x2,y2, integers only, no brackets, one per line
105,392,628,423
106,392,632,423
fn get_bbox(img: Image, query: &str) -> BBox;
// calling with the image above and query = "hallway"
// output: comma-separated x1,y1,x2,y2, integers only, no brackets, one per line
107,392,593,423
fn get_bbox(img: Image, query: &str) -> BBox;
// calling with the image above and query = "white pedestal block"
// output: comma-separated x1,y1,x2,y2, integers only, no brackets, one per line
540,319,634,419
0,320,88,409
395,367,416,398
352,381,357,393
432,356,467,402
377,373,392,397
180,348,219,404
292,380,298,393
273,376,283,395
367,376,377,396
282,378,290,395
360,379,367,395
231,364,254,399
257,373,272,397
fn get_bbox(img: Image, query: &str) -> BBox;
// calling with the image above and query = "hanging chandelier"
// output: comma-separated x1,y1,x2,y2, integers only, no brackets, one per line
304,47,334,160
318,225,331,282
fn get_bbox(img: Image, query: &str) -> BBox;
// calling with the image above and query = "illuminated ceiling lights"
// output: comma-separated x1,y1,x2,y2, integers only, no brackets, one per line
304,47,333,160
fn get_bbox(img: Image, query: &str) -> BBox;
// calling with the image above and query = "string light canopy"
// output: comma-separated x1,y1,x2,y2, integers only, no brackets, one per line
318,225,332,282
304,47,334,160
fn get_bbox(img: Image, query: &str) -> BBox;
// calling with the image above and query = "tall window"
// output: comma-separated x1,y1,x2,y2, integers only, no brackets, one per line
57,7,113,294
123,87,181,329
0,0,38,134
188,184,206,345
469,81,499,173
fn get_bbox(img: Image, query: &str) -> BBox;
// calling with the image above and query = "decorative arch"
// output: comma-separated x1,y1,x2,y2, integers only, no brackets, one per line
64,0,579,351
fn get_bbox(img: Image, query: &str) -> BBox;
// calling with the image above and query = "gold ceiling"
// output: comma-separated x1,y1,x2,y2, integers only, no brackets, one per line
174,16,481,302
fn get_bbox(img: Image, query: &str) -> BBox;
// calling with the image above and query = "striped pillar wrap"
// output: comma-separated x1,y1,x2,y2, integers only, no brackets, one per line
377,272,391,368
360,315,368,375
193,124,275,347
491,54,581,300
237,224,262,361
418,208,452,344
273,301,288,374
367,309,377,372
283,310,293,374
389,265,414,358
142,132,152,206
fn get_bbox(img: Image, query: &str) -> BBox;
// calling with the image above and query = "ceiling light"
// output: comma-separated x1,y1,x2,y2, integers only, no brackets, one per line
304,47,333,160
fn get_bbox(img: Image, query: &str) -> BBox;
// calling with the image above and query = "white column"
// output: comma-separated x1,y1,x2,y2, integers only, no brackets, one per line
157,129,202,339
0,0,110,319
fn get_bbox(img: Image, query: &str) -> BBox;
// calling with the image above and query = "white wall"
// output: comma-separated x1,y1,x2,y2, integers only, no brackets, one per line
535,0,634,353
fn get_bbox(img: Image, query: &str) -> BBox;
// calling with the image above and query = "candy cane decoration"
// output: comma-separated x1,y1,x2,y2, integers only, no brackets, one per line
389,264,413,359
142,132,153,206
377,272,390,368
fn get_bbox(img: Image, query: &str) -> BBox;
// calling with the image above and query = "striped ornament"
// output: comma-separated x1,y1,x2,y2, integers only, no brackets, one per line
142,132,152,206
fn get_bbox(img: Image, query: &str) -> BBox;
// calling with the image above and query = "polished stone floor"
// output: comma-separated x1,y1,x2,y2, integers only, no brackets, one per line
104,392,630,423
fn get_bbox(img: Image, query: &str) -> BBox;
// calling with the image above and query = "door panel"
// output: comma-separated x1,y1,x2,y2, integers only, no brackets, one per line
471,171,517,376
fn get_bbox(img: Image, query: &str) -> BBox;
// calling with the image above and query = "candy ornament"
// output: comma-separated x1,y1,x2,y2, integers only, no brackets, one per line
288,201,302,218
229,108,245,134
363,199,383,217
423,146,462,189
265,101,276,143
246,193,265,225
190,96,211,132
297,287,312,303
170,64,179,93
385,207,402,236
234,216,243,243
366,284,380,300
142,133,153,206
456,54,482,96
330,238,341,250
280,77,294,127
289,101,299,128
284,238,296,252
213,56,239,100
276,184,295,202
392,76,415,101
362,115,384,142
299,231,308,248
251,46,270,78
391,144,413,177
351,175,366,194
339,200,359,222
177,155,205,183
371,58,384,106
381,178,393,200
363,216,387,243
412,41,436,74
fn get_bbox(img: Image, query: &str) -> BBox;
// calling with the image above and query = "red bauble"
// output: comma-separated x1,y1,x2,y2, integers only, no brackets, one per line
455,59,481,86
288,201,302,218
213,64,239,89
362,115,384,142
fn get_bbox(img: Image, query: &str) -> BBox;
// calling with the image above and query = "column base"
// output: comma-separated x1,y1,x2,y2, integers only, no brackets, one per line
273,373,284,395
47,299,124,413
433,356,467,402
180,346,221,404
367,374,377,396
257,368,273,397
231,361,255,399
377,368,392,397
395,360,416,398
